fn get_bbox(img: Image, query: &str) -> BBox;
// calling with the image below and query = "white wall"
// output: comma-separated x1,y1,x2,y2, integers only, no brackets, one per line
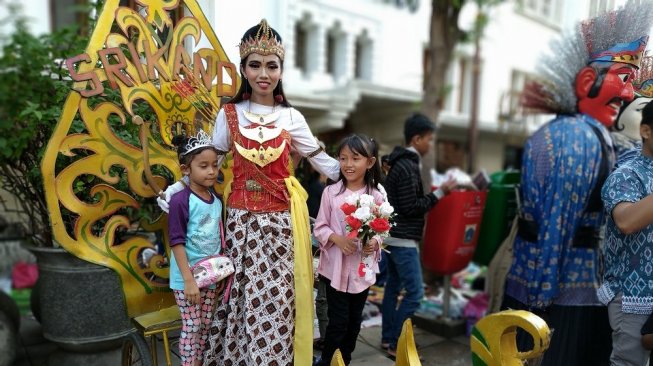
0,0,50,36
469,1,590,128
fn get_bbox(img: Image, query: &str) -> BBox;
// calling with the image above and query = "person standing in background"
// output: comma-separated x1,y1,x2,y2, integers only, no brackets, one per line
381,113,455,357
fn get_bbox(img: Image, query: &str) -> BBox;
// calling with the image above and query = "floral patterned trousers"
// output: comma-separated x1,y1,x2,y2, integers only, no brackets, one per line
173,289,217,365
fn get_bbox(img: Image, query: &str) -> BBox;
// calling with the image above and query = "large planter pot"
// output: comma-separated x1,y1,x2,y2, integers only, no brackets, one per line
30,247,132,352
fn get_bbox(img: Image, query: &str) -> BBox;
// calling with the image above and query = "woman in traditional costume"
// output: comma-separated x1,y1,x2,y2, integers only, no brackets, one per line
201,19,340,365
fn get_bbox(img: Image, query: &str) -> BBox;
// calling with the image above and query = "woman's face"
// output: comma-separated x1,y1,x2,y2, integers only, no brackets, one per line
242,53,282,104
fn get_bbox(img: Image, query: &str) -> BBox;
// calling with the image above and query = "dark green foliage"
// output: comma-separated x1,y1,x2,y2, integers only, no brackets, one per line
0,5,88,245
0,3,162,245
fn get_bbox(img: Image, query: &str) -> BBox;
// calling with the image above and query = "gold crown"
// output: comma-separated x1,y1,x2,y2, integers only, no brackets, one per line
239,19,285,61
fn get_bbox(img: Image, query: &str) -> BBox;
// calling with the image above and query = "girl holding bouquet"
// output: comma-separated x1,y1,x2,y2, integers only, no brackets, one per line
313,134,393,365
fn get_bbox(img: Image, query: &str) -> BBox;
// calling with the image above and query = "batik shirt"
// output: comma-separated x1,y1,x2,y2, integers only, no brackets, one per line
504,114,613,309
598,153,653,314
611,131,640,161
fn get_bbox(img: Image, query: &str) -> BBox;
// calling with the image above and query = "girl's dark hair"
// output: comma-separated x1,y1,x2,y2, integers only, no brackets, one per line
404,113,436,144
227,23,291,107
171,134,216,165
334,134,383,195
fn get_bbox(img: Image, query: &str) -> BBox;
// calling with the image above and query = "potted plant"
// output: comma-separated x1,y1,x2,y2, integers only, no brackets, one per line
0,3,163,356
0,7,82,248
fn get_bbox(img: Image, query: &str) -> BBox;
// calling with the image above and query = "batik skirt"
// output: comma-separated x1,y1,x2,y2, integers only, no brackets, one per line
204,208,296,366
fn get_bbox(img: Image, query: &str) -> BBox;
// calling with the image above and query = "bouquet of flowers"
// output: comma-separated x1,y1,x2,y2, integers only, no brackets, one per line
340,193,394,281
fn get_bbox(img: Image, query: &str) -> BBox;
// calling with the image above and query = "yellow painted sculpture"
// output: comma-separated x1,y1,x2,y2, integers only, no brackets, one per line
41,0,238,317
330,349,346,366
471,310,551,366
395,319,422,366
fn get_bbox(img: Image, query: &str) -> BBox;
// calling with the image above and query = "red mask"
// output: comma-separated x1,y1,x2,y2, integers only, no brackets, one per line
576,63,636,127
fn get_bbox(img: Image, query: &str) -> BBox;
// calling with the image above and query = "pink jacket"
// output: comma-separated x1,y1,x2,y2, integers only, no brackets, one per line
314,181,385,293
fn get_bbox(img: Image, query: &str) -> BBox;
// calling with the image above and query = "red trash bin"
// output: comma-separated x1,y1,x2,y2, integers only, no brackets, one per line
422,190,487,275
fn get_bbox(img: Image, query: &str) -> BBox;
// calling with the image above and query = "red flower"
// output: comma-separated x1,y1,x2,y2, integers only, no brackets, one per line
369,217,391,233
341,203,357,215
345,215,362,232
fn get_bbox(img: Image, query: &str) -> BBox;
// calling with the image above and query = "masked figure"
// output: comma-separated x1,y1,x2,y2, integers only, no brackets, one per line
502,3,653,365
612,68,653,159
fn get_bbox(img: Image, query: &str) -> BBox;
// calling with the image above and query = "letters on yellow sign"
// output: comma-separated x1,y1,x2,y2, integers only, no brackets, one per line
66,42,237,98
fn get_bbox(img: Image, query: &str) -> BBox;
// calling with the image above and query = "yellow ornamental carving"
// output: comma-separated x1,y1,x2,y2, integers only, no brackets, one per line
41,0,238,317
471,310,551,366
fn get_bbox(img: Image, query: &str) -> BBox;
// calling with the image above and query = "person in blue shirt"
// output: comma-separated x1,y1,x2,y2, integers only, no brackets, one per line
167,130,224,366
601,99,653,365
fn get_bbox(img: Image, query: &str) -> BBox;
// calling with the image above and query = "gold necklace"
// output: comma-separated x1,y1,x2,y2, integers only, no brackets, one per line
243,101,280,125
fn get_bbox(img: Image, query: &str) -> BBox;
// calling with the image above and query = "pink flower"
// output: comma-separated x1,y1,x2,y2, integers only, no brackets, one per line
341,203,357,215
346,215,362,232
347,230,359,239
369,217,391,233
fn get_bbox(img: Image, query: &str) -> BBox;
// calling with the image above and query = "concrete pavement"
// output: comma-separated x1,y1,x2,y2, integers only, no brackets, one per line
13,314,473,365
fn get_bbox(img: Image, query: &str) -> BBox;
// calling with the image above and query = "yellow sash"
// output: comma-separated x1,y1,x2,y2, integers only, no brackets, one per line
221,175,312,364
284,176,313,365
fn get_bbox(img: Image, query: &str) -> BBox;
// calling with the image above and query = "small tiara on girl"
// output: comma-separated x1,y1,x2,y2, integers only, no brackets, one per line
181,130,213,156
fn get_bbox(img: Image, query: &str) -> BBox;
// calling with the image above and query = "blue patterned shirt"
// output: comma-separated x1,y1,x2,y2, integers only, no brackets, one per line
505,114,612,309
598,153,653,314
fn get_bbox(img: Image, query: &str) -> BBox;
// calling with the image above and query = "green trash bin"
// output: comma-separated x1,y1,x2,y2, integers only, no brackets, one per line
473,170,520,265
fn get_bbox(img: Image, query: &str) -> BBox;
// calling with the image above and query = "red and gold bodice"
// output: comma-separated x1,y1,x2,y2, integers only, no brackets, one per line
224,103,292,212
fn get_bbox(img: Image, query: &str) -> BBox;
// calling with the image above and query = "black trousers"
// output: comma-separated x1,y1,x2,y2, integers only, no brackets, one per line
317,276,369,365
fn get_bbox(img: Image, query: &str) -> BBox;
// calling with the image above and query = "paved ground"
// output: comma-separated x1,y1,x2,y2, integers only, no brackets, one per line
350,325,471,366
13,314,473,365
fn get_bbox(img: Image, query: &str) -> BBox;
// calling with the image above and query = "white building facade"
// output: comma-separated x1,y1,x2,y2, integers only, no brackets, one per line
4,0,616,174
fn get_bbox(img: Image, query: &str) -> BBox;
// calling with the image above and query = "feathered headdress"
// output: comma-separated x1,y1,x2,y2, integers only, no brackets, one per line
522,1,653,114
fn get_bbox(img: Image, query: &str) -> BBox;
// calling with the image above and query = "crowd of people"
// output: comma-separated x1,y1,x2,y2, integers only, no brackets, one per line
156,2,653,364
157,15,459,365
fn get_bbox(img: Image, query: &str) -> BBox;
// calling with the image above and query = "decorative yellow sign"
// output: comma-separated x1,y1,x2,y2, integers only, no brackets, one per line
41,0,238,317
471,310,551,366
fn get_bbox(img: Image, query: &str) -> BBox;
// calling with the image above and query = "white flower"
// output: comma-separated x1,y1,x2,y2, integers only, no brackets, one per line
377,183,388,199
379,201,394,217
344,193,360,206
352,206,372,222
359,194,375,208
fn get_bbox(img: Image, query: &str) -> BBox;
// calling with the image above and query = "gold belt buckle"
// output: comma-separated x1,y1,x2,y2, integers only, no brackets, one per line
245,179,262,192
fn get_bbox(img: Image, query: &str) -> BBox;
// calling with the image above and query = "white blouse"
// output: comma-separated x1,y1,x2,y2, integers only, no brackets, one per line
212,101,340,181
